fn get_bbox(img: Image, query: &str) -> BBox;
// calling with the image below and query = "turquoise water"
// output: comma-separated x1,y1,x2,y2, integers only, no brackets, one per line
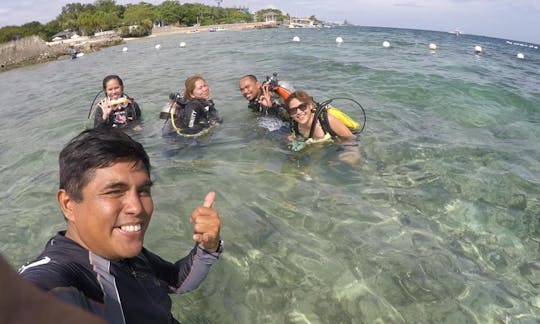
1,26,539,323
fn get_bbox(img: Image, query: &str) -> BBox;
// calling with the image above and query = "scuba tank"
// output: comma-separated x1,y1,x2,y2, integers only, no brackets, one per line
160,93,178,120
326,106,360,130
160,103,172,120
263,73,295,101
310,98,366,139
160,93,188,119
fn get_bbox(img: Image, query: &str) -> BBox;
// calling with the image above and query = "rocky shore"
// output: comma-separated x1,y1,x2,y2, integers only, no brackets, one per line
0,22,275,73
0,35,124,72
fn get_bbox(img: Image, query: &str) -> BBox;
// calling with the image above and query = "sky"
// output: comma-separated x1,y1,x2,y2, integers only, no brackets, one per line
0,0,538,44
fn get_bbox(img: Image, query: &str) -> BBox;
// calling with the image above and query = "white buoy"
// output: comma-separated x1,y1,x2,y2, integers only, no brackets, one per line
336,37,343,44
292,36,300,42
429,43,437,50
516,53,525,59
155,44,161,49
474,45,482,54
179,42,186,48
382,41,390,48
122,47,128,52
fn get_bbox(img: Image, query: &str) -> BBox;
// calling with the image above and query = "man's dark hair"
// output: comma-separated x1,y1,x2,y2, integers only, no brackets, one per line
240,74,258,83
102,75,124,91
59,127,151,202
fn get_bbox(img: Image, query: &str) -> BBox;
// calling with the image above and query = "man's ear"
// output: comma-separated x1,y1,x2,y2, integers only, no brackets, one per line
56,189,77,222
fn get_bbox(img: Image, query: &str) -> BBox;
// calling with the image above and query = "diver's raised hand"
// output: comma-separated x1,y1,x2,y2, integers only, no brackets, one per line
98,99,112,120
190,192,221,252
258,84,273,108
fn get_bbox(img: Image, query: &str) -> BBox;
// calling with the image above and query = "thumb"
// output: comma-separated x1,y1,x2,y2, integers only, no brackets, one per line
203,191,215,208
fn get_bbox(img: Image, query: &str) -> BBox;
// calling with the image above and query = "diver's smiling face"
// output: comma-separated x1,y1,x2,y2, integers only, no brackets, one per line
239,78,260,101
60,161,154,260
105,79,123,100
192,79,210,100
287,98,312,124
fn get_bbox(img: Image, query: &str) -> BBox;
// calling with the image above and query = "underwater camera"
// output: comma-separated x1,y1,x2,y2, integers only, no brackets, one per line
262,72,280,91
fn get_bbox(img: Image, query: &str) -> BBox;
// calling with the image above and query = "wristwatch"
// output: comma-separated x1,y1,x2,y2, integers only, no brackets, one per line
213,239,224,254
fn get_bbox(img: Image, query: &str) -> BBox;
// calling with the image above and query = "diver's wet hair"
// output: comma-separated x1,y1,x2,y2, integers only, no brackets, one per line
183,75,206,99
102,75,124,91
59,127,150,201
284,90,313,109
240,74,258,83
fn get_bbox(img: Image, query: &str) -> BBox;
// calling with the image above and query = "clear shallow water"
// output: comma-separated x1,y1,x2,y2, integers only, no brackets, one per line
1,26,539,323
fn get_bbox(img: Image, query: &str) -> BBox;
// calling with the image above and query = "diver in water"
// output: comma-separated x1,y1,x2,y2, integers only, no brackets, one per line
68,46,78,59
163,75,221,137
93,75,141,129
285,90,361,165
238,74,290,121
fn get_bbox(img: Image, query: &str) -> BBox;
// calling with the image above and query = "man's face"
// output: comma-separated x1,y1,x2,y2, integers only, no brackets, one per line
61,161,153,260
239,78,261,101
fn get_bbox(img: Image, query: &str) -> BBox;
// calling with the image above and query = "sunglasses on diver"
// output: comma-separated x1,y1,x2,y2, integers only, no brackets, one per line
287,103,309,115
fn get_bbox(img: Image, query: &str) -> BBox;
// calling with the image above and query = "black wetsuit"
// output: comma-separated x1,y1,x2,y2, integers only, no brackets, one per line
166,97,221,136
19,232,220,324
93,98,141,128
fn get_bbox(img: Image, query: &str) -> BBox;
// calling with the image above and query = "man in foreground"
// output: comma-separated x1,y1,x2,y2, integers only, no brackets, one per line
19,127,223,323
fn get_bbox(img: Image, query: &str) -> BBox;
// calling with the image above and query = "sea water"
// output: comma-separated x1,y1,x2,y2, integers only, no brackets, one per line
0,26,539,323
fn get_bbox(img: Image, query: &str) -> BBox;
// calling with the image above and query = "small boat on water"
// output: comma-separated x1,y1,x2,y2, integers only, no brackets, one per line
449,29,463,36
209,26,226,32
288,17,320,28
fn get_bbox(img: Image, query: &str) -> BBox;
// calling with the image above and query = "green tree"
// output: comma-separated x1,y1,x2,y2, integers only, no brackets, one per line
94,0,124,17
0,22,48,42
0,0,295,44
20,22,43,36
223,8,252,23
43,20,62,40
77,11,119,35
182,3,213,26
123,3,155,25
56,3,95,32
0,26,24,42
155,0,183,25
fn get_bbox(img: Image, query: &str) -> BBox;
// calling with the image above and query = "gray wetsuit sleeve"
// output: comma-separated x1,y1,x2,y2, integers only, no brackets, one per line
171,243,220,294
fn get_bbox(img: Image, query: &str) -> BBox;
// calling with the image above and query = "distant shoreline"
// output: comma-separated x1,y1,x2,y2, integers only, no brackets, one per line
147,22,268,38
0,22,274,73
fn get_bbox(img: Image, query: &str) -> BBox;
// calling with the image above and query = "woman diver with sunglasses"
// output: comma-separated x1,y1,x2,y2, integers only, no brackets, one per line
93,75,141,129
285,90,360,165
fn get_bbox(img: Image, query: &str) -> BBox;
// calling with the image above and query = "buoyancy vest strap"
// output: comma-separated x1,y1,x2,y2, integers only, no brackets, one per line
308,104,326,139
169,103,183,134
